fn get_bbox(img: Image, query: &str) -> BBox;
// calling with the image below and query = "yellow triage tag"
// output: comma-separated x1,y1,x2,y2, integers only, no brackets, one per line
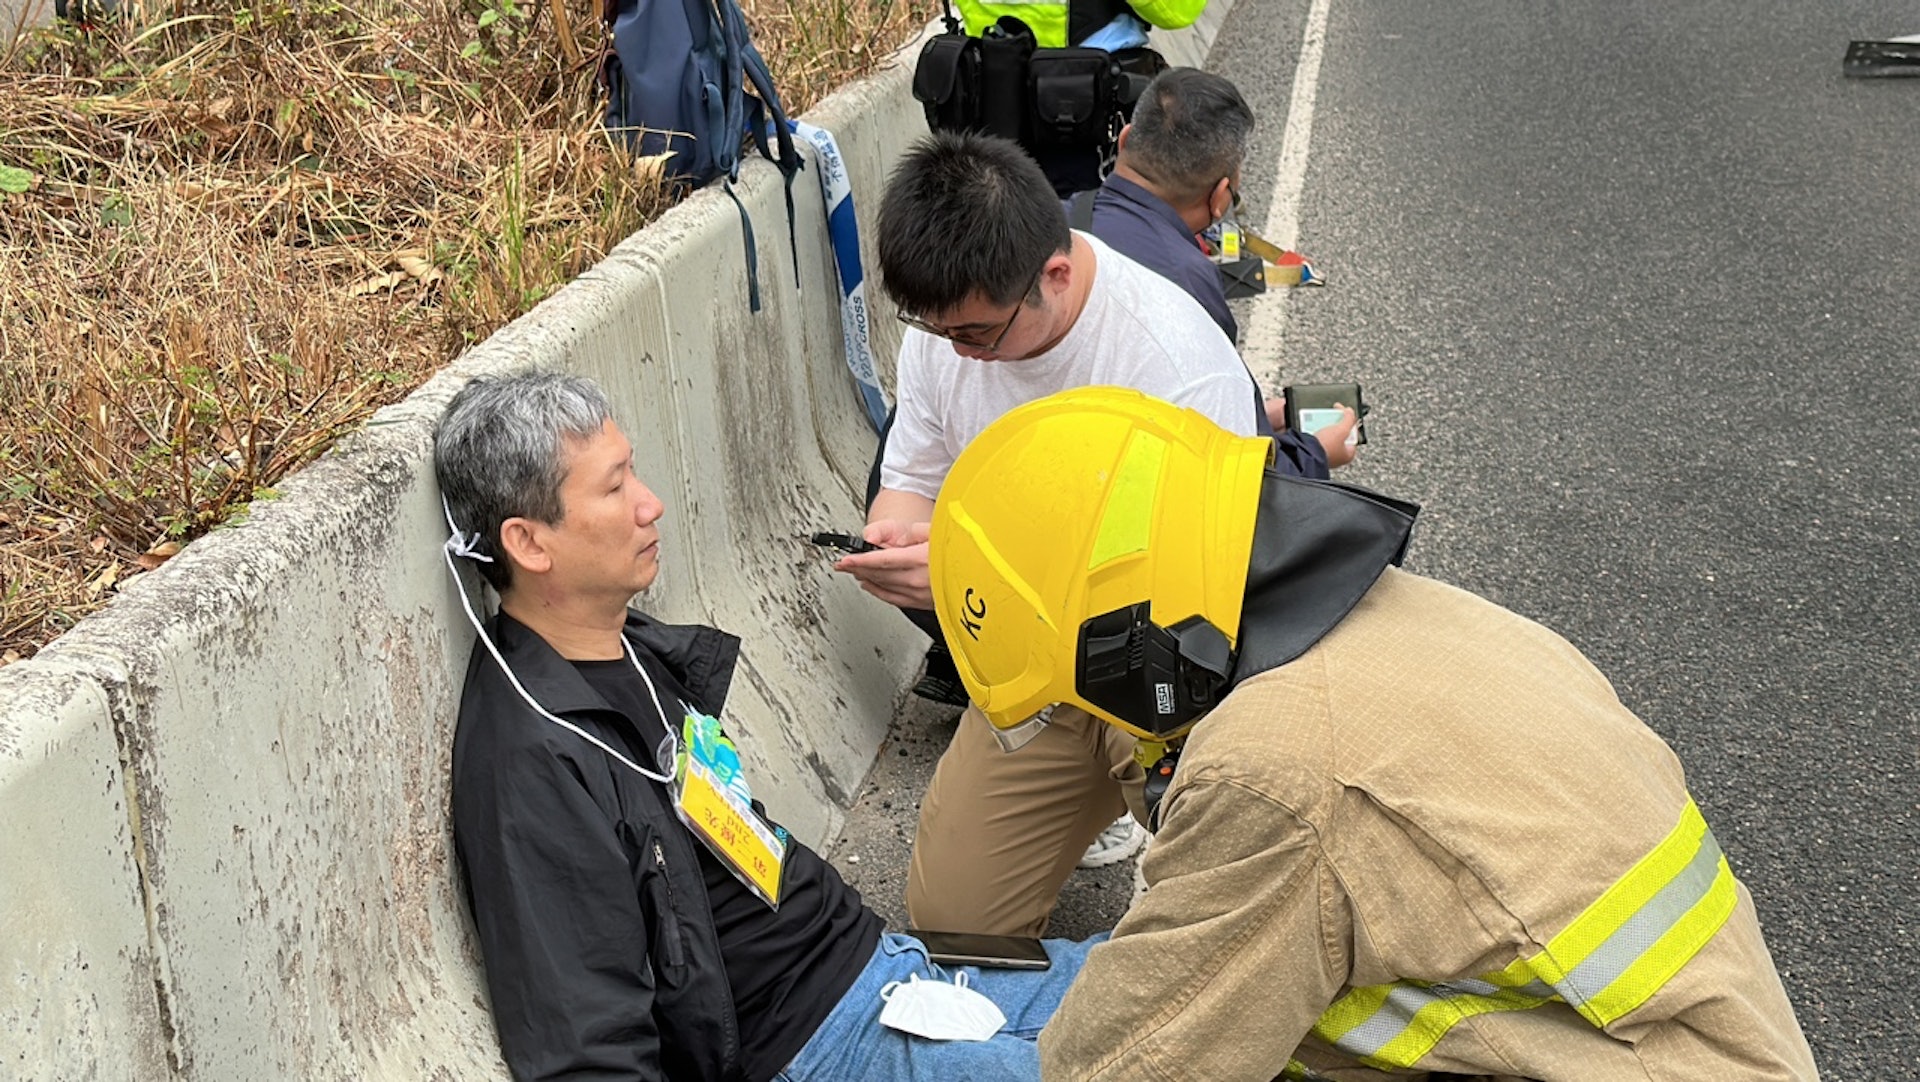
1220,224,1242,260
673,736,788,909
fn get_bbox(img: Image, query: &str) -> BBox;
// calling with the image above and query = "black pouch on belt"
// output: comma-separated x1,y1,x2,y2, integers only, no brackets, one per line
913,32,983,132
976,16,1037,142
1026,47,1119,150
1108,45,1168,113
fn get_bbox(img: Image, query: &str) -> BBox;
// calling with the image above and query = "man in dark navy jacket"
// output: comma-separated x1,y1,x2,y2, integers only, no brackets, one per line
1087,67,1358,471
1087,67,1251,344
434,372,1095,1082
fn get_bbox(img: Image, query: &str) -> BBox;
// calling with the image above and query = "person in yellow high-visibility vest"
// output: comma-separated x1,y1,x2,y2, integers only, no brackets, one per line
950,0,1205,51
929,387,1820,1081
939,0,1209,194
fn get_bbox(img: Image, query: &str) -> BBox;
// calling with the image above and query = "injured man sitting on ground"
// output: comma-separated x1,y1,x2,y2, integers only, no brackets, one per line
432,371,1099,1082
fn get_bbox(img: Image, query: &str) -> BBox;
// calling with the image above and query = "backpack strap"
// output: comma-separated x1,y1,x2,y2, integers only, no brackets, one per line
715,0,764,314
705,0,806,311
740,40,805,285
721,179,765,312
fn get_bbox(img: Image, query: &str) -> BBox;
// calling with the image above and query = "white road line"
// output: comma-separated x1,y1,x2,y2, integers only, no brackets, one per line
1242,0,1331,387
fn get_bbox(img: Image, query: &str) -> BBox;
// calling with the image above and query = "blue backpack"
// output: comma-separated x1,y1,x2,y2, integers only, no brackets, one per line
603,0,804,309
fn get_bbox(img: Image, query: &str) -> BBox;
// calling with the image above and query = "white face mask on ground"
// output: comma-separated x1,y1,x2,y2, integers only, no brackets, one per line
877,972,1006,1042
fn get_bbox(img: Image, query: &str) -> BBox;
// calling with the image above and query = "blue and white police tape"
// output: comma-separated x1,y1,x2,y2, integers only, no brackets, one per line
786,119,889,433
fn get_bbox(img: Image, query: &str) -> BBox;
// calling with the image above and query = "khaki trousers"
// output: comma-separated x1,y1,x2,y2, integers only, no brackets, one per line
905,703,1146,936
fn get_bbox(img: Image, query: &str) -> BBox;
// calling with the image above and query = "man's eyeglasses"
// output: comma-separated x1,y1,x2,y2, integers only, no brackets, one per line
897,264,1046,353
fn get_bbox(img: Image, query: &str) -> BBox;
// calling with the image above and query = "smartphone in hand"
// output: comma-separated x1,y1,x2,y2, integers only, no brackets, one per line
1282,382,1369,446
809,531,880,555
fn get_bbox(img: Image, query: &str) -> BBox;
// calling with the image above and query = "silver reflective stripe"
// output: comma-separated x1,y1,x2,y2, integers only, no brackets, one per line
1328,978,1558,1062
1321,820,1732,1067
1556,826,1727,1011
1331,985,1440,1061
1446,976,1556,999
1315,799,1742,1070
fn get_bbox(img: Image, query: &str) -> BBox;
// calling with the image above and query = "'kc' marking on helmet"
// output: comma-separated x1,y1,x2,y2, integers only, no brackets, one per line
959,587,987,640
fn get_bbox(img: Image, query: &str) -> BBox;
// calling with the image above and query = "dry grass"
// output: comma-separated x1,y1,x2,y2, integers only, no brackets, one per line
0,0,930,661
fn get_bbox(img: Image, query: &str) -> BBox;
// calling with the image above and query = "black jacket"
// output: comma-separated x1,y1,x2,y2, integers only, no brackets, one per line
452,610,753,1082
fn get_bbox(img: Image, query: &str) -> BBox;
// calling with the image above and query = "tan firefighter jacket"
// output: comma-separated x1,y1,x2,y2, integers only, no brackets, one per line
1040,567,1819,1082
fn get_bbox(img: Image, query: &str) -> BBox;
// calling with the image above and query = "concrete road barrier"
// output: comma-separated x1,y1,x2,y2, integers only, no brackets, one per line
0,9,1232,1076
0,667,168,1080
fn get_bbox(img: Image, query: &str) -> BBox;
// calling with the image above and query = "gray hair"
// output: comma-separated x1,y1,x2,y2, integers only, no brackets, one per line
433,371,614,591
1125,68,1255,205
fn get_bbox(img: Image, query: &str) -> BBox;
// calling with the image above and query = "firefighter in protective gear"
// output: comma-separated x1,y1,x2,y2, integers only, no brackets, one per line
930,387,1819,1081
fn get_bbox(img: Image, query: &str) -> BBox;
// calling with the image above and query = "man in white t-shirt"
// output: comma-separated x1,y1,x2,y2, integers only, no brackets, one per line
833,131,1263,937
879,225,1257,494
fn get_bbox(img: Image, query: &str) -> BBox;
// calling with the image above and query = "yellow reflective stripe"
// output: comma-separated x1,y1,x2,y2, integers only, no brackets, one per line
961,0,1070,46
1539,800,1712,988
1579,851,1737,1024
1312,798,1738,1070
1313,978,1555,1069
1311,982,1392,1046
1540,799,1736,1025
1086,432,1165,570
1364,982,1552,1070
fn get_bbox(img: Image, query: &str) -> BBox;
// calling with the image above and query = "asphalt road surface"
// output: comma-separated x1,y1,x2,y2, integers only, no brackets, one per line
837,0,1918,1076
1215,0,1920,1074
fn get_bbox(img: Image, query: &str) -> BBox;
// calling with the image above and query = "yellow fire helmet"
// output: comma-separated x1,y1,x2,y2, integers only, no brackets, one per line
930,386,1272,750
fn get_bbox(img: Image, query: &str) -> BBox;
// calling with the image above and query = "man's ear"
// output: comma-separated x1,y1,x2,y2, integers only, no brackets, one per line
1041,246,1076,295
497,516,553,578
1116,123,1133,154
1209,176,1233,220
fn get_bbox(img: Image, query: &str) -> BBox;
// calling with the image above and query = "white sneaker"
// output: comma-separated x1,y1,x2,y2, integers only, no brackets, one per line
1078,813,1148,868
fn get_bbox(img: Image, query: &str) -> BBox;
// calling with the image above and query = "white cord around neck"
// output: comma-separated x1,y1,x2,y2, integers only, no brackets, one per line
439,499,678,785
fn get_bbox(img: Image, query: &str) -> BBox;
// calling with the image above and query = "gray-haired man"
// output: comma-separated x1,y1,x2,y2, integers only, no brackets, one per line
433,371,1096,1082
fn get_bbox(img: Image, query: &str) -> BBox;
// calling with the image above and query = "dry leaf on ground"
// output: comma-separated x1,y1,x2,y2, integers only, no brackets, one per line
348,270,409,296
86,563,121,598
396,253,442,285
135,540,183,571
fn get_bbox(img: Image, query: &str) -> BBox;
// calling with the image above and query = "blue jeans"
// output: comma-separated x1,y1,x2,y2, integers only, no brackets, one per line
775,932,1104,1082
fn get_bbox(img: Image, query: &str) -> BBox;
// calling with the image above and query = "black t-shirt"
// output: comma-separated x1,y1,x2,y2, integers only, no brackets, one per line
573,650,882,1081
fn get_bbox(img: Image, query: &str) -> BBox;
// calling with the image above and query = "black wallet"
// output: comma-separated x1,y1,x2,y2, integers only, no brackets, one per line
1218,255,1266,300
1282,383,1369,446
